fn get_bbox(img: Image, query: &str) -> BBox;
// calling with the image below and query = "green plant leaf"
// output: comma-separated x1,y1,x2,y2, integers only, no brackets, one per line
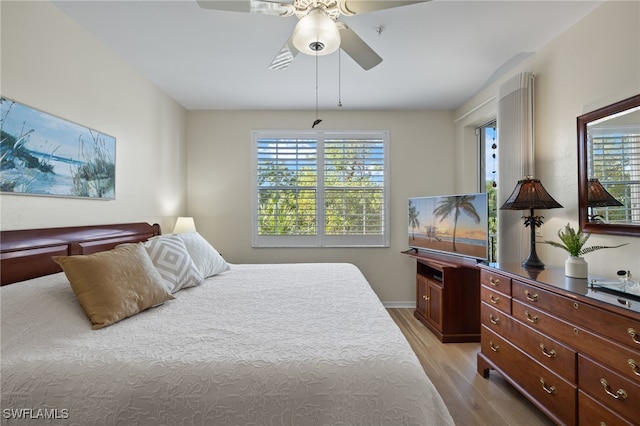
542,223,628,257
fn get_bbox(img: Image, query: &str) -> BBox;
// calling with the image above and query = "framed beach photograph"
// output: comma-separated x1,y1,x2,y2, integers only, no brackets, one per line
0,97,115,199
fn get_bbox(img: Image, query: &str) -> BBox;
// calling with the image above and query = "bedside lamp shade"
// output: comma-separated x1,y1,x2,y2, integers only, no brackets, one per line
587,178,622,223
587,178,623,207
501,177,563,211
501,177,563,268
173,217,196,234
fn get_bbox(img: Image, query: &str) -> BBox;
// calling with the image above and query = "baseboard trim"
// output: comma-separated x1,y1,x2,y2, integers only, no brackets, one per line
382,301,414,309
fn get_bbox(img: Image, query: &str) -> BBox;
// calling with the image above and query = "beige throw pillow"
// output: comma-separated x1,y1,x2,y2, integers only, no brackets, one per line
53,244,174,329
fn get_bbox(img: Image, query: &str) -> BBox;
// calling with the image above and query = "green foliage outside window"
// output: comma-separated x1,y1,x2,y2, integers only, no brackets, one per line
257,138,385,237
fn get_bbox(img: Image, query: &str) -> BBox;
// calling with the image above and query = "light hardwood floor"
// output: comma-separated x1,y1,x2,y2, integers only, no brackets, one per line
388,308,555,426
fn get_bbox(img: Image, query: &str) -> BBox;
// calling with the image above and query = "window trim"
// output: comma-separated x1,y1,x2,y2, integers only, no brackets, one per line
251,130,390,248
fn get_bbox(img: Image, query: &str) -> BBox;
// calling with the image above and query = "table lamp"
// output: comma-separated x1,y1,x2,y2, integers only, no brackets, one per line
173,217,196,234
501,177,563,268
587,178,623,222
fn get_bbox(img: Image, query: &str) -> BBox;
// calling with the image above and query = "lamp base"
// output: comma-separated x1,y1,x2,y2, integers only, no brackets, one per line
522,210,545,269
522,258,544,269
522,256,545,269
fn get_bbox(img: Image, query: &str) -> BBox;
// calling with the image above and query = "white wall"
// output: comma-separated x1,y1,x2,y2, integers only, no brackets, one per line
187,110,455,304
455,0,640,278
0,1,188,233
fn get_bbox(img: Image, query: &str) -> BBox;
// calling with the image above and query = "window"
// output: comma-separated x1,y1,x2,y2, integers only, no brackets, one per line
252,131,389,247
478,120,498,262
589,132,640,223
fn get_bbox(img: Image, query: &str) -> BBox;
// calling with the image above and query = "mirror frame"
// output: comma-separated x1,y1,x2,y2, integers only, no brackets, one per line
578,93,640,237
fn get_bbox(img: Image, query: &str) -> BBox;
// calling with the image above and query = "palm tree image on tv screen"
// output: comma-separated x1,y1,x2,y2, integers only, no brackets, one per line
408,193,489,261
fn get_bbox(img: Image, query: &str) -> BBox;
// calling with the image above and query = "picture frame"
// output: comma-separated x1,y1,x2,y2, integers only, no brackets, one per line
0,97,116,200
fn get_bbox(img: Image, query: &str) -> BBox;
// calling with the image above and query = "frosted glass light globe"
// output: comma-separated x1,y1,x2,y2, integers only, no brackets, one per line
292,8,340,56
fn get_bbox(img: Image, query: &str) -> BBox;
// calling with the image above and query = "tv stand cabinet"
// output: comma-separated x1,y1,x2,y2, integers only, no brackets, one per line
405,251,481,343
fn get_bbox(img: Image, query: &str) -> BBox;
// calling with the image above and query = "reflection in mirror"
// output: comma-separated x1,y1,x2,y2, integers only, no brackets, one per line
578,94,640,236
587,178,623,223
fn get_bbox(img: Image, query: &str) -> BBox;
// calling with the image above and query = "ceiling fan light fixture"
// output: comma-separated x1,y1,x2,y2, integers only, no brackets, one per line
292,8,340,56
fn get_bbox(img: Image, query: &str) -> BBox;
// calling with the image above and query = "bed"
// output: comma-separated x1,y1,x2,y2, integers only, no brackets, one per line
0,223,454,425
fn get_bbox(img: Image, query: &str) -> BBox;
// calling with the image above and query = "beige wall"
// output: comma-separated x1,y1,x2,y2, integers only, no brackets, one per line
2,0,638,303
187,110,455,304
454,0,640,277
0,1,188,233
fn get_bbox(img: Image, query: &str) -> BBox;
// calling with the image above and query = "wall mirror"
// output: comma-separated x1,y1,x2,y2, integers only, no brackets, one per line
578,94,640,236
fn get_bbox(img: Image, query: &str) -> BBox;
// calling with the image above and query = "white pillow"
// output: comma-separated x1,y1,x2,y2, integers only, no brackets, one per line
143,235,204,292
173,232,230,278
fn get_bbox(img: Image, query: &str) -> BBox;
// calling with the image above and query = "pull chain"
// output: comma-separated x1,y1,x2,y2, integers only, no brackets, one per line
337,49,342,108
312,50,322,128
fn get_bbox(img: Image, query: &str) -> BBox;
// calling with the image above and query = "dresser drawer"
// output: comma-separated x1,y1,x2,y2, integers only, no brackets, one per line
512,279,640,351
480,269,511,296
512,299,571,342
481,302,576,382
578,390,635,426
561,323,640,386
512,300,640,385
481,326,577,425
481,285,511,315
578,355,640,424
481,302,505,331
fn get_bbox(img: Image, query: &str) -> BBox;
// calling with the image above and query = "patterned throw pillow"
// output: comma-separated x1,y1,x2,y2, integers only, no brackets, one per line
143,235,204,292
173,232,230,278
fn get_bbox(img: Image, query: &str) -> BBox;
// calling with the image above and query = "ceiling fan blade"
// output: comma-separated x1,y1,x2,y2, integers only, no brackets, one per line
268,35,299,70
337,22,382,70
339,0,430,15
197,0,294,16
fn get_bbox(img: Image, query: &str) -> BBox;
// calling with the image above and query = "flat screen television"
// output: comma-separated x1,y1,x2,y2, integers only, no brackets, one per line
407,192,489,261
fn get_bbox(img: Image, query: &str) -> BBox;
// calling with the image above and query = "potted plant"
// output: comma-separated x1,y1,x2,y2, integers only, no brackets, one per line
542,223,627,278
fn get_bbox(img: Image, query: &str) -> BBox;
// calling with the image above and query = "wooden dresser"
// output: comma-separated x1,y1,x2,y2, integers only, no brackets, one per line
477,263,640,425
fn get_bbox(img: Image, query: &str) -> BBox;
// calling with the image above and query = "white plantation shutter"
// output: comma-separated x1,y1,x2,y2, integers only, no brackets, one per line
255,136,318,241
252,131,389,247
323,137,386,243
589,133,640,223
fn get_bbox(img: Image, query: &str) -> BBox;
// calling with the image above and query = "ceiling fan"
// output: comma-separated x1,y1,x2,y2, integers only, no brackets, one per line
197,0,429,70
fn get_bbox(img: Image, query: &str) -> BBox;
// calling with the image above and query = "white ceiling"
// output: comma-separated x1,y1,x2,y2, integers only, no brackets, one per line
52,0,604,111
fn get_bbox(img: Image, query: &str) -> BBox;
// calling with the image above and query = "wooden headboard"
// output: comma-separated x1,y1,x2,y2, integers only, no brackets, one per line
0,222,161,286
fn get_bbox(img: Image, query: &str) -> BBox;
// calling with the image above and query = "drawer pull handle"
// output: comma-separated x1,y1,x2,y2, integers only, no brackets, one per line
489,314,500,325
524,311,539,324
489,294,500,304
629,359,640,376
422,295,430,301
525,290,539,302
600,378,628,400
539,378,556,395
540,343,557,358
629,328,640,344
489,341,500,352
489,277,500,286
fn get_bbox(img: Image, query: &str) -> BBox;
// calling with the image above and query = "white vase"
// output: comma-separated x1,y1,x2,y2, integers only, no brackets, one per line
565,256,588,278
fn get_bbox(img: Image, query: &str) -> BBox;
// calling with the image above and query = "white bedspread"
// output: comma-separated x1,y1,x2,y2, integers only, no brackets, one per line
1,263,453,426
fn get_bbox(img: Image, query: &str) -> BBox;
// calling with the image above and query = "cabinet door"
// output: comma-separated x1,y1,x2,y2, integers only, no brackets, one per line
416,274,428,317
426,279,443,330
